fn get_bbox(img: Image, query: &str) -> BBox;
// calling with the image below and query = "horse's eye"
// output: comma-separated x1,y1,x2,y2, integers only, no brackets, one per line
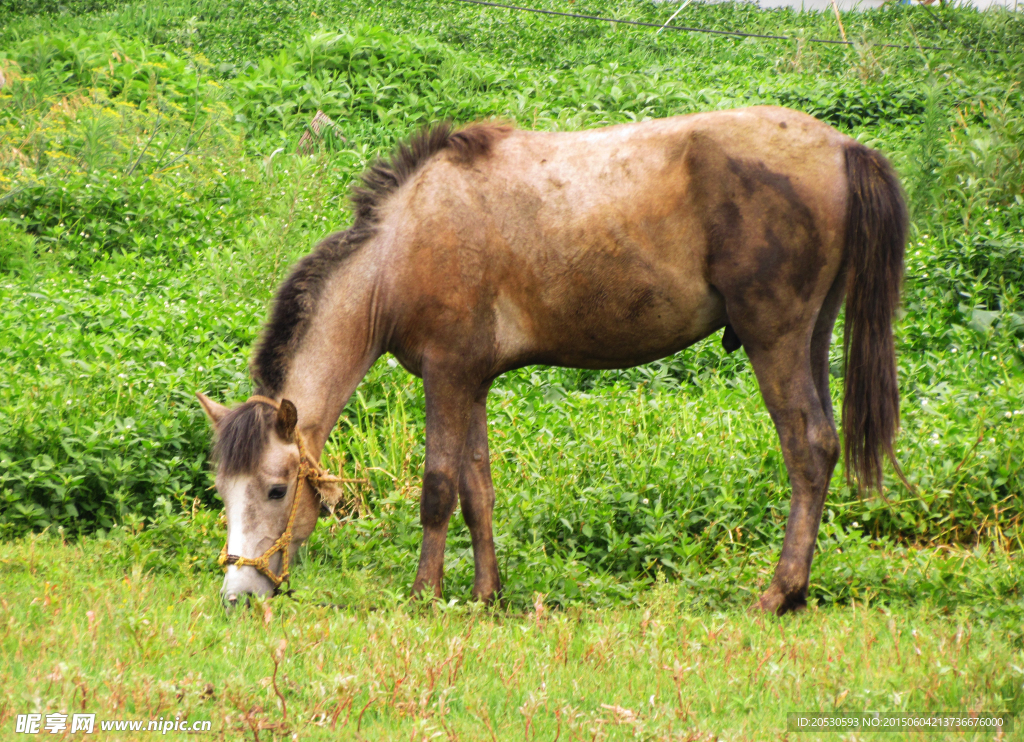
268,485,288,500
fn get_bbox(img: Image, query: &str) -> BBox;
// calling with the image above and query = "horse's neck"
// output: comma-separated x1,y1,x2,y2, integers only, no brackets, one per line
276,265,384,457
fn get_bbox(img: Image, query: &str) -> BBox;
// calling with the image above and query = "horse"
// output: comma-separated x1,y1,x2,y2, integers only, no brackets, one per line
197,106,906,615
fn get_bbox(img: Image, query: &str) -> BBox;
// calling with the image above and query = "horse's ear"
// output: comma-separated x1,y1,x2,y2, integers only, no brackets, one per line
196,392,229,427
276,399,298,442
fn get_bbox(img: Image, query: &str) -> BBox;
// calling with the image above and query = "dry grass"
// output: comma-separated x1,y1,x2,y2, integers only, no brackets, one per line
1,535,1020,741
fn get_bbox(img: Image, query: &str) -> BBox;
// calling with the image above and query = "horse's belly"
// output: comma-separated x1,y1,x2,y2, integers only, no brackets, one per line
496,276,727,370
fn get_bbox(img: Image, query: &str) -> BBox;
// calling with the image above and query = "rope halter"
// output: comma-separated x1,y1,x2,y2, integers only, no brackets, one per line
217,395,353,590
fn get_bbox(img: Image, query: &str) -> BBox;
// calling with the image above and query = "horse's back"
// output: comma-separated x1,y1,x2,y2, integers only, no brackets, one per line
383,109,853,373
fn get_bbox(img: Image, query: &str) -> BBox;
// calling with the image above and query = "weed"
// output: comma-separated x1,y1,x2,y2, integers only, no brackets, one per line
0,0,1021,616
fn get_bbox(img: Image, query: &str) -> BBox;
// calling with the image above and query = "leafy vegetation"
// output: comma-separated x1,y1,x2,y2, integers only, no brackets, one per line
1,0,1022,612
1,0,1022,737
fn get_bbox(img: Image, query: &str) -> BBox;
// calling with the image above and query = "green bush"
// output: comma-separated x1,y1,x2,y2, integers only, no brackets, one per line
0,258,260,535
0,33,247,266
228,27,505,142
0,217,42,273
0,0,1021,611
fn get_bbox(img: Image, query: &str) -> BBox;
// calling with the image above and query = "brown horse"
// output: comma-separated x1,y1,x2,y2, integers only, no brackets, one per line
197,106,906,615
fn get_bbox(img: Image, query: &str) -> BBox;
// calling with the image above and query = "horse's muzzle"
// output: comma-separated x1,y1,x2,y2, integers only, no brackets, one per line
220,564,275,609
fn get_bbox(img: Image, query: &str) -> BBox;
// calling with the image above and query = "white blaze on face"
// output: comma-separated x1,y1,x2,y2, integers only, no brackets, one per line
220,475,276,600
223,476,251,557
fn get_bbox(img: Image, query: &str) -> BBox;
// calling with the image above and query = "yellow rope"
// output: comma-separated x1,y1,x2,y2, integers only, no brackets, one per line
217,395,364,589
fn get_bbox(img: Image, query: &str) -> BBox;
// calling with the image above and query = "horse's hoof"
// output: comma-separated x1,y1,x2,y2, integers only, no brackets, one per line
758,587,806,616
471,580,503,606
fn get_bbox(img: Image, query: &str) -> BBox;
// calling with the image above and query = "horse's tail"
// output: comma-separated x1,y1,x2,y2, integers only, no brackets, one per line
841,143,908,490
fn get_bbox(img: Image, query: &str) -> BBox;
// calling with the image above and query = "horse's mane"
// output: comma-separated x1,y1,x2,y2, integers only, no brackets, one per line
249,121,512,397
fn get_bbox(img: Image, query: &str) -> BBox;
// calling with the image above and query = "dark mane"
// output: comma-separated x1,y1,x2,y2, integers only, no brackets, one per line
213,400,276,476
250,120,513,393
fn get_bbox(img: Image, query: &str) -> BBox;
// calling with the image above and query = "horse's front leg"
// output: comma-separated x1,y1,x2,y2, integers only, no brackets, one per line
412,366,476,599
459,383,501,603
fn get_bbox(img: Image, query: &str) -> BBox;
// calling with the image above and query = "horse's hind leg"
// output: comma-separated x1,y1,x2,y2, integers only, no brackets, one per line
745,333,840,615
810,270,847,428
458,384,502,603
412,366,477,599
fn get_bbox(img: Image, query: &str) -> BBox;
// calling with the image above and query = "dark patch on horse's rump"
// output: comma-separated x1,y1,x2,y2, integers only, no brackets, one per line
705,155,827,306
753,228,790,292
726,156,806,214
752,226,816,303
704,200,743,255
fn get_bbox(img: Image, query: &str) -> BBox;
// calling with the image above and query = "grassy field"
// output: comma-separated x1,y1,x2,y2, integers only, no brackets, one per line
1,0,1023,738
2,534,1022,740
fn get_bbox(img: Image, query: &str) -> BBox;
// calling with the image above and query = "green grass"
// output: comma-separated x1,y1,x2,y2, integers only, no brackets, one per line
0,0,1023,736
1,0,1020,544
1,534,1021,740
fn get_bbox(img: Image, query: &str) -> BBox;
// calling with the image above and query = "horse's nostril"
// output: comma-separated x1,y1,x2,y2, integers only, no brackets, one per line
223,593,251,611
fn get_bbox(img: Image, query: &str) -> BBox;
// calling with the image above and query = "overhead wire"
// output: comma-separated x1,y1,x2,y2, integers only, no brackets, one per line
450,0,1006,54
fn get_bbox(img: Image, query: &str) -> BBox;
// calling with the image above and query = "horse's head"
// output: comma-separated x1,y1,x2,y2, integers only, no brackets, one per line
197,393,323,606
